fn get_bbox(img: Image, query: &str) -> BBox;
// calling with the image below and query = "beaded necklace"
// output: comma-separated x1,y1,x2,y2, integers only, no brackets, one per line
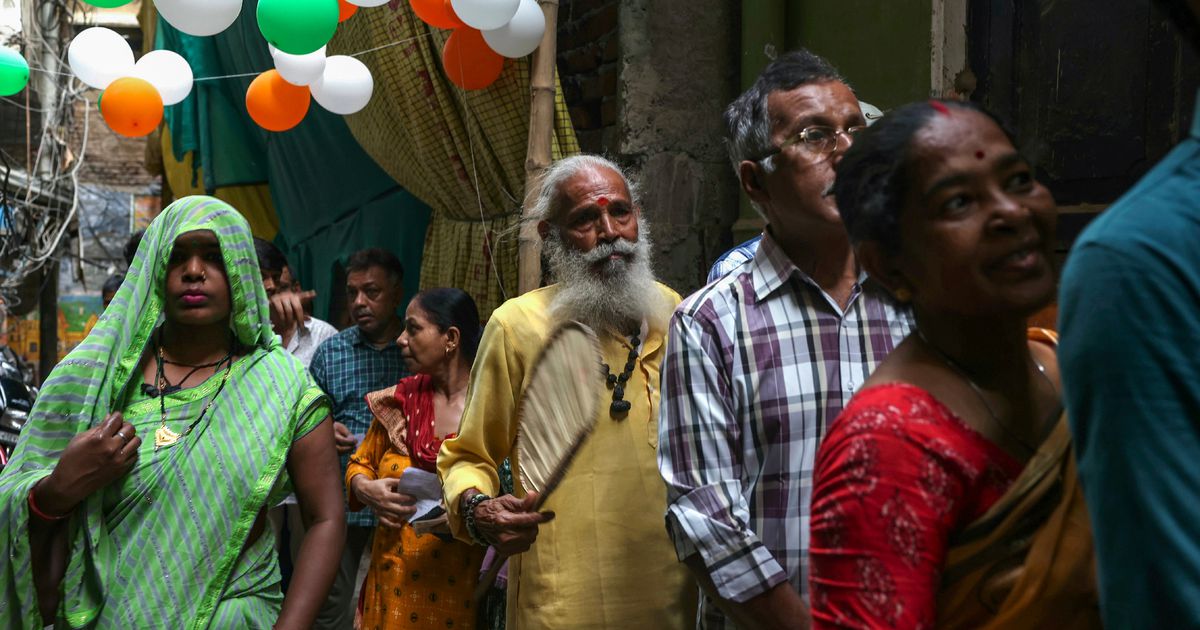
602,331,640,417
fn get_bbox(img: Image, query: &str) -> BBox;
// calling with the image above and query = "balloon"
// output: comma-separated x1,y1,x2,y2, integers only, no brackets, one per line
68,27,134,89
309,55,373,115
131,50,193,106
270,45,327,87
482,0,544,58
82,0,133,7
347,0,389,7
450,0,519,30
246,70,311,132
156,0,241,37
258,0,339,56
100,77,163,138
338,0,358,22
410,0,464,29
0,48,30,97
442,28,504,90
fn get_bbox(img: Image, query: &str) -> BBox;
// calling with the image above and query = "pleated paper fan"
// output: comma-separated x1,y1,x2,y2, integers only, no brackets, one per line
474,320,604,603
514,320,604,499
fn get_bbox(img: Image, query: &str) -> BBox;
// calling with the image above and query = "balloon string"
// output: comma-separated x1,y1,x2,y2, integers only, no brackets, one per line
193,71,261,83
349,33,433,58
17,33,434,84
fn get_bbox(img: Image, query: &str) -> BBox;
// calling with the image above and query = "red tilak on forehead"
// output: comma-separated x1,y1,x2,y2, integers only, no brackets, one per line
597,196,609,207
929,100,951,116
975,150,986,159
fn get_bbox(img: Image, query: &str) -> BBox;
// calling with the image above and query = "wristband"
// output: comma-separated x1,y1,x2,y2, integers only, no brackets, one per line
28,486,70,522
463,492,492,546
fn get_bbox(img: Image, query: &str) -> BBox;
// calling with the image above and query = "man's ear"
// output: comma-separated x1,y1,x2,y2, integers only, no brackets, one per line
738,160,771,209
536,220,551,241
857,240,912,301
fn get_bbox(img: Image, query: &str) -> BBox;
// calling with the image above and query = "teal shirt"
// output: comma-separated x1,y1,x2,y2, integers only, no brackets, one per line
1059,90,1200,627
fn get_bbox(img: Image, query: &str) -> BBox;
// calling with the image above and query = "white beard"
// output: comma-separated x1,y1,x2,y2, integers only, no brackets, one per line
543,219,669,336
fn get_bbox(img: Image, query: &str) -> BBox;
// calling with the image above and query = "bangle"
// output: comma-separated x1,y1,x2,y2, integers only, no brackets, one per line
28,486,70,522
463,492,492,546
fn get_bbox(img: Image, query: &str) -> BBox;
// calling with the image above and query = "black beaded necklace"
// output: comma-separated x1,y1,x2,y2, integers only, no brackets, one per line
602,331,640,417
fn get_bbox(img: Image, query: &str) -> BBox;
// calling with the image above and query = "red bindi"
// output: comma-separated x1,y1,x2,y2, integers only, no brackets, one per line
929,100,951,116
975,150,985,160
597,196,609,207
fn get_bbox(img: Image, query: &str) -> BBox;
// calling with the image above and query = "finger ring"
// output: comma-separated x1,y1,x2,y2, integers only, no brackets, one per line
116,430,131,443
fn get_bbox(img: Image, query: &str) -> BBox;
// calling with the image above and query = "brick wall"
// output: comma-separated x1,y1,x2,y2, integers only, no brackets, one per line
68,89,157,190
557,0,620,154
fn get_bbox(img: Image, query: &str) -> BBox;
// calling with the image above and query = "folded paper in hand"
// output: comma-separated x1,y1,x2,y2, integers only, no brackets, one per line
398,467,445,524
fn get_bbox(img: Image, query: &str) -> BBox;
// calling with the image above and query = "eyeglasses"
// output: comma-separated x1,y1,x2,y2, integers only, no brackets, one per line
757,125,867,161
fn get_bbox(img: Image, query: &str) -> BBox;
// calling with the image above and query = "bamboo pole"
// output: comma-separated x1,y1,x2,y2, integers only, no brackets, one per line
517,0,560,296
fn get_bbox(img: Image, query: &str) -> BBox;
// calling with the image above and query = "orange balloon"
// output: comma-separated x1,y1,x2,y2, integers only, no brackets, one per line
411,0,464,29
443,28,504,90
338,0,358,22
246,69,311,132
100,77,163,138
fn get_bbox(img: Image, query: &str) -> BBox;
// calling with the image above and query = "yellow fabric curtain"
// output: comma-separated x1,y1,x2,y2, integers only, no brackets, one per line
327,5,580,317
159,126,281,241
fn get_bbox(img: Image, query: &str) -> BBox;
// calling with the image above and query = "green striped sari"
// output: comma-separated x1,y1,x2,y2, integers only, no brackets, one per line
0,196,330,629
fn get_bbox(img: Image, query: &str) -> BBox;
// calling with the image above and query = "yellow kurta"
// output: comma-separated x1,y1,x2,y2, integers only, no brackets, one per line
438,283,696,630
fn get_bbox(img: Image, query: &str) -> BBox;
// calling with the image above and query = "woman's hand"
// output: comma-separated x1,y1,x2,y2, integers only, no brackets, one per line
351,476,416,529
37,413,141,515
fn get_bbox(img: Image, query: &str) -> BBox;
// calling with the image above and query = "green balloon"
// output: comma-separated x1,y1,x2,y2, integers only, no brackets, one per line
81,0,134,7
257,0,339,56
0,48,30,97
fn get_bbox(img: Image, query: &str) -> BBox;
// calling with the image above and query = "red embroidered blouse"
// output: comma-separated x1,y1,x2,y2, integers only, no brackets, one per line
809,383,1024,629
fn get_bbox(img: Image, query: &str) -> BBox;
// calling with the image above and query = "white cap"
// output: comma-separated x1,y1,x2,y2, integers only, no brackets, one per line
859,101,884,126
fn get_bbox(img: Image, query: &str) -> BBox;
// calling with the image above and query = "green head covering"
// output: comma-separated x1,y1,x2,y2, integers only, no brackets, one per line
0,196,317,628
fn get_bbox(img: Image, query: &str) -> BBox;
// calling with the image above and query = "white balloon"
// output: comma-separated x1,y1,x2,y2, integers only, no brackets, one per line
482,0,544,58
310,55,373,115
132,50,193,105
451,0,520,30
346,0,389,6
68,27,134,89
156,0,241,37
270,45,327,87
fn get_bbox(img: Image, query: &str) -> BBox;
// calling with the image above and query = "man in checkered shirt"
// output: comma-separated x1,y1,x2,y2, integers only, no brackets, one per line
657,50,913,629
309,248,408,630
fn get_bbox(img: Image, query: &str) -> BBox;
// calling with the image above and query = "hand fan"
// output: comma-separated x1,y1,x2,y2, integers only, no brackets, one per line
474,320,604,600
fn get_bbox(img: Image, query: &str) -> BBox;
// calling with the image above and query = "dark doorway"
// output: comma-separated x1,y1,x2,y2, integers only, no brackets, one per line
968,0,1199,248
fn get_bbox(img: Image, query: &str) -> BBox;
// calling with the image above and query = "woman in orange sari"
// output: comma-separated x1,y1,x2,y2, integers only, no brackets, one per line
346,288,486,629
808,101,1099,629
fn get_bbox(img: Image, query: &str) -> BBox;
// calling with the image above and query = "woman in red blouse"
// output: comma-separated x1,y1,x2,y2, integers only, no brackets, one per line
809,101,1099,629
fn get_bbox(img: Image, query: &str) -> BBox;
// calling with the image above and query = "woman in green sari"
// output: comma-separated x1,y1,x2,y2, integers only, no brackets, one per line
0,196,345,628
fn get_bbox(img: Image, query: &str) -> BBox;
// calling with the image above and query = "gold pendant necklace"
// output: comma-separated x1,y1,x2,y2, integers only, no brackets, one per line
153,337,234,451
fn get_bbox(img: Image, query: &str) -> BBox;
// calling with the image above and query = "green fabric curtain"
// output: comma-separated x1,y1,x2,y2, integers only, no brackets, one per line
152,0,431,320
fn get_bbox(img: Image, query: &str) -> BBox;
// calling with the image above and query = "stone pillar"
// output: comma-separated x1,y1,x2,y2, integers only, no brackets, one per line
615,0,740,295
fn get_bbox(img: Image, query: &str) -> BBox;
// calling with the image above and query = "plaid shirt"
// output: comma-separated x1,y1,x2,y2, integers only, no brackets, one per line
310,325,407,527
658,233,913,628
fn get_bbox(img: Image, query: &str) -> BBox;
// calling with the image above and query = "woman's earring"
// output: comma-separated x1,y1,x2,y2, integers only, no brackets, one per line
894,287,912,303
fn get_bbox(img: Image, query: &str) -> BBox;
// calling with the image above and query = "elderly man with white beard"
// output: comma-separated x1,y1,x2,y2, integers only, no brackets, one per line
438,155,696,629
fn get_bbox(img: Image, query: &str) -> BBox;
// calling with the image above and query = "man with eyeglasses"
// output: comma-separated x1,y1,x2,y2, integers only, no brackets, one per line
705,102,884,284
658,50,913,629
